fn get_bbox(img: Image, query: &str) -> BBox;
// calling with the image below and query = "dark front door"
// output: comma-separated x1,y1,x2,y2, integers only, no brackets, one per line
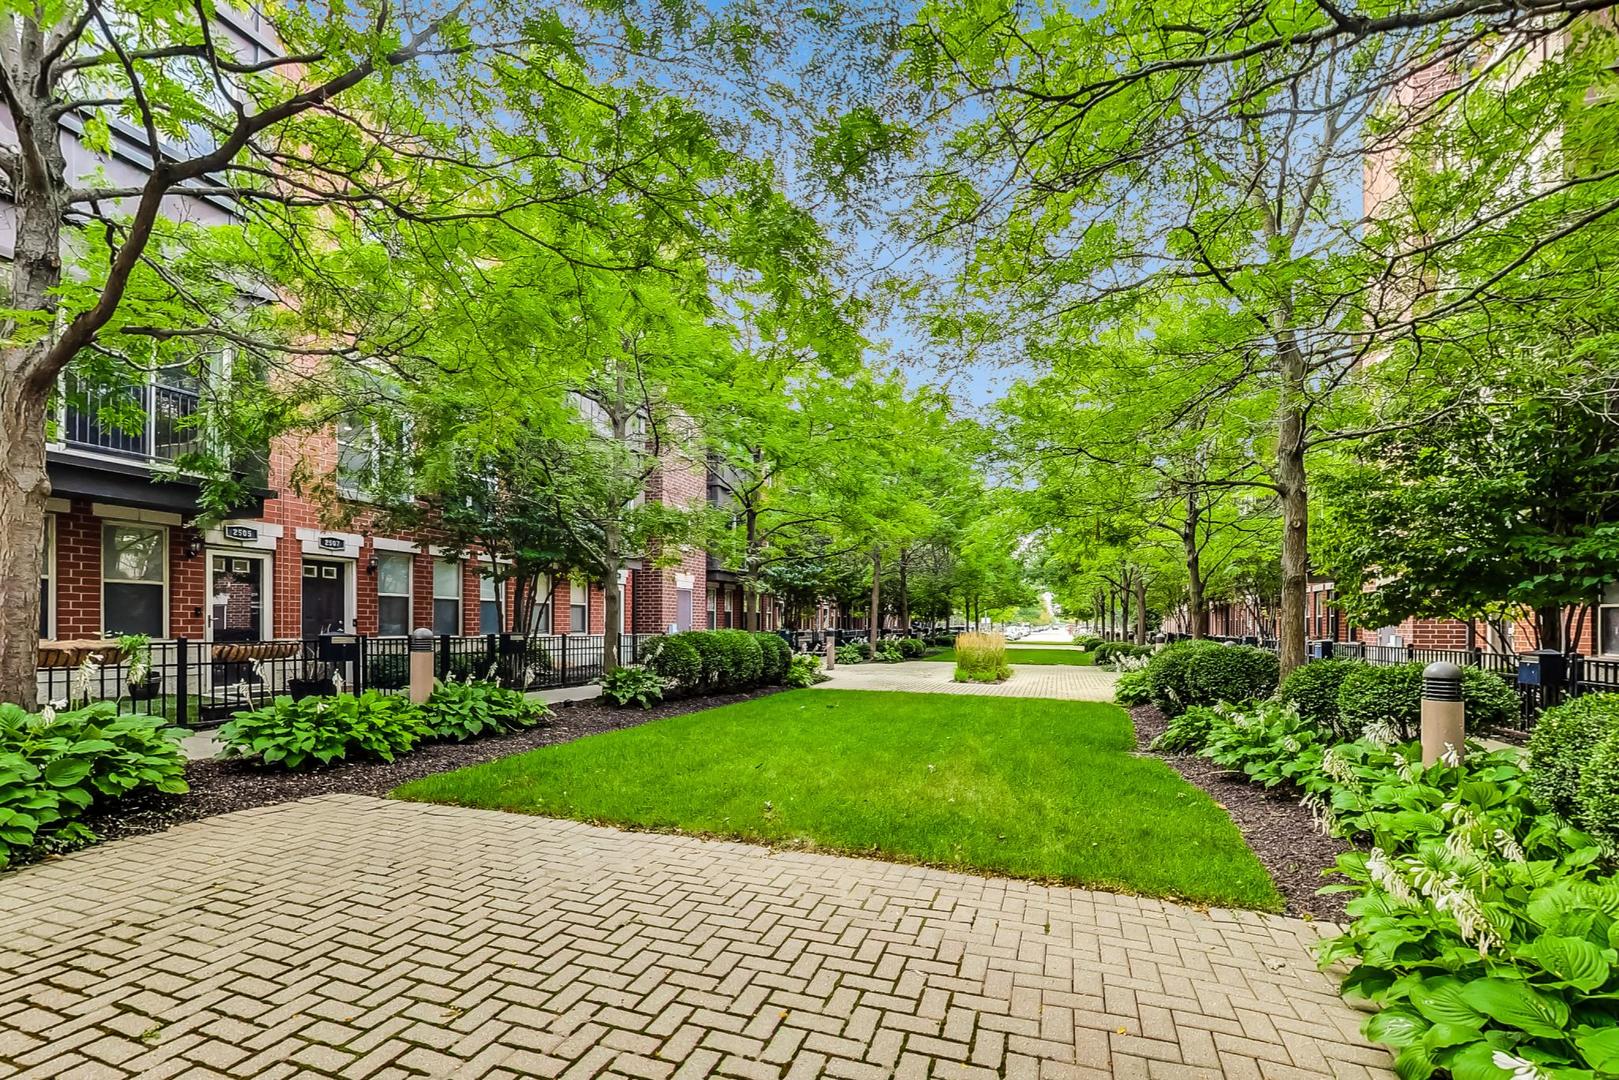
302,560,346,637
211,555,264,642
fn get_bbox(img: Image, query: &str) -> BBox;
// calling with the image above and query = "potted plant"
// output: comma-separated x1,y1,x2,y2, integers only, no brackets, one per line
118,634,161,701
289,659,338,699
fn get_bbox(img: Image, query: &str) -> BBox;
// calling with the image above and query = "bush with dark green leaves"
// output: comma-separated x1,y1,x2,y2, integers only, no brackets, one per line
1094,640,1153,666
873,640,905,663
1114,668,1152,707
1577,725,1619,848
645,635,702,688
1076,635,1105,650
752,633,792,684
683,631,727,686
422,680,550,739
896,637,926,659
1527,693,1619,817
1336,662,1518,741
713,630,764,687
220,690,430,769
1182,644,1279,709
1276,658,1359,737
0,702,189,868
601,665,665,709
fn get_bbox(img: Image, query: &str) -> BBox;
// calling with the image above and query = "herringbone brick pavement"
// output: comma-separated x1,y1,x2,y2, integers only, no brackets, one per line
0,795,1391,1079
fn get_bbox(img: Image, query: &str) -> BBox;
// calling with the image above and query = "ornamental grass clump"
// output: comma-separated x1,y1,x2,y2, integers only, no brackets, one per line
953,632,1011,683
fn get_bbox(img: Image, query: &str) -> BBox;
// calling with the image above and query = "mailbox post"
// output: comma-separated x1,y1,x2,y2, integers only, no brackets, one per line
1421,661,1465,767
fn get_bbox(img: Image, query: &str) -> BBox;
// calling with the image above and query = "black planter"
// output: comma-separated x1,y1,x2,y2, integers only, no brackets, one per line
288,677,337,700
127,672,162,701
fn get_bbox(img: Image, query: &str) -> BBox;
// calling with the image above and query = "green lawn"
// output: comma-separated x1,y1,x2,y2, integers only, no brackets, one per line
393,690,1280,909
924,646,1096,666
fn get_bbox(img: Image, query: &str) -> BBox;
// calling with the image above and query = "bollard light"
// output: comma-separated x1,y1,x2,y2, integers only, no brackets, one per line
409,627,435,704
1421,661,1465,767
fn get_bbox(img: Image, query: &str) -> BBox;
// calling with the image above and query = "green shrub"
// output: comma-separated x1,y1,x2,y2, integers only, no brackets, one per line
785,654,823,688
752,633,792,684
1151,704,1221,753
220,691,430,769
601,665,665,709
1576,726,1619,848
1142,640,1219,715
1198,700,1324,789
0,702,189,867
873,640,905,663
1528,693,1619,817
954,632,1011,683
645,635,702,688
1094,640,1152,666
1277,658,1359,737
1114,668,1152,706
423,680,550,739
1336,662,1516,741
836,642,866,665
682,632,727,686
1182,644,1278,708
713,629,764,687
366,653,409,690
896,637,926,659
1076,635,1105,650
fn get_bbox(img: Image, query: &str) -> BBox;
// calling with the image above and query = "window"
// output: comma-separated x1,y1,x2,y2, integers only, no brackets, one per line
528,574,553,634
569,583,587,633
336,413,408,500
707,590,717,630
39,516,53,639
377,553,412,636
479,571,500,634
103,523,166,636
433,559,461,635
1601,582,1619,657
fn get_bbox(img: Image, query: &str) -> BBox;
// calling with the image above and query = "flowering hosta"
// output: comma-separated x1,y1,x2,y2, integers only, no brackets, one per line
1198,700,1325,789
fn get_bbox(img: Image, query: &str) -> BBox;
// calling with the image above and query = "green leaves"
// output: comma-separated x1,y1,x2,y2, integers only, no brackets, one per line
1459,979,1570,1040
1518,937,1612,992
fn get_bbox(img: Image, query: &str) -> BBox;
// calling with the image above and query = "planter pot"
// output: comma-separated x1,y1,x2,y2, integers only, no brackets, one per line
212,641,300,664
127,672,162,701
288,677,337,700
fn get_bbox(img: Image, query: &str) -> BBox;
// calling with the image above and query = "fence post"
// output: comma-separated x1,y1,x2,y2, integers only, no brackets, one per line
410,628,435,704
176,638,190,728
1421,661,1465,767
354,634,367,695
559,634,569,685
438,633,451,680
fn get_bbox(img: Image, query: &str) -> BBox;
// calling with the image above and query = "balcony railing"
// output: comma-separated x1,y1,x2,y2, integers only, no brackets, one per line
59,374,203,464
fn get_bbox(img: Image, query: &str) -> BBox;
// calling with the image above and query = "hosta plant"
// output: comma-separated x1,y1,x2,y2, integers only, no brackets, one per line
0,702,189,867
784,653,823,688
422,680,550,740
1198,700,1325,789
601,665,665,709
220,691,431,769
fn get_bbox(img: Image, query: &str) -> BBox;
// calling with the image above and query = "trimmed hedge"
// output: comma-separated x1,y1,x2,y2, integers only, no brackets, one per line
896,637,926,659
1527,692,1619,817
1142,641,1275,716
1335,661,1518,741
641,629,792,696
645,635,701,687
753,633,792,684
1277,658,1359,738
1094,641,1153,666
1577,725,1619,848
713,630,764,688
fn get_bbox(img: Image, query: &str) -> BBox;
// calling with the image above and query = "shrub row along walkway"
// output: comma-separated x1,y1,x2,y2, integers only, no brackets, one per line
813,659,1121,700
0,794,1391,1080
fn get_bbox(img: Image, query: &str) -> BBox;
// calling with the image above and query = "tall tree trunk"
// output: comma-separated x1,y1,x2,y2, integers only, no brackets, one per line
1134,576,1148,645
1276,337,1309,676
1535,605,1565,652
897,547,910,637
869,547,881,641
0,378,51,706
1183,492,1207,639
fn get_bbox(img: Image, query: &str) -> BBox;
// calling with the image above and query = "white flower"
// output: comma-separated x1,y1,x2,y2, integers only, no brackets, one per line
1493,829,1526,863
1366,847,1418,908
1440,743,1462,768
1321,746,1356,784
332,672,346,695
1364,721,1399,747
1492,1052,1546,1080
40,705,56,723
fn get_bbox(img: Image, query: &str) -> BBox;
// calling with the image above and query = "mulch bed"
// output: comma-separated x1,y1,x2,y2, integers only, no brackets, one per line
1130,703,1353,921
82,688,786,848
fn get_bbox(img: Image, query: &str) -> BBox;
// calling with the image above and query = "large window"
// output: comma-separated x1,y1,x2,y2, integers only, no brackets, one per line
707,590,717,630
528,574,553,634
433,559,461,635
1601,582,1619,657
569,583,587,633
39,516,53,638
377,553,412,636
103,523,166,636
336,416,373,497
479,572,500,634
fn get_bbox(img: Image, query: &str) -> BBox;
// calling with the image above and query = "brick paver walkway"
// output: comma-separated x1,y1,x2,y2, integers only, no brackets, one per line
814,661,1120,701
0,795,1390,1080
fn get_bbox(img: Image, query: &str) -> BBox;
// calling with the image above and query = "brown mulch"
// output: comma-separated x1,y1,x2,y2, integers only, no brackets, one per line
1130,703,1353,921
81,688,786,848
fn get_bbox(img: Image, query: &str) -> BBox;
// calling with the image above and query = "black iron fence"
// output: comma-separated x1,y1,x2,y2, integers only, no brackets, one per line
32,632,665,728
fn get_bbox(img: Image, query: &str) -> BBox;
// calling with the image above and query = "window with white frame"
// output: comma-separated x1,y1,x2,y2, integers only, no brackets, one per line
335,415,373,497
433,559,461,635
479,571,500,634
707,590,717,630
39,515,54,638
528,573,553,634
1601,582,1619,657
376,553,412,636
569,582,587,633
103,523,166,636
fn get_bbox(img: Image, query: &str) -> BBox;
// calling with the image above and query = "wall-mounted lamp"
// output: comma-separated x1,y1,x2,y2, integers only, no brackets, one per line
366,555,378,576
185,535,204,559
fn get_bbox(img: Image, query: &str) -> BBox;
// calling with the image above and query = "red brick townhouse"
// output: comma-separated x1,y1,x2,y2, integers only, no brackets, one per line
38,393,728,647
